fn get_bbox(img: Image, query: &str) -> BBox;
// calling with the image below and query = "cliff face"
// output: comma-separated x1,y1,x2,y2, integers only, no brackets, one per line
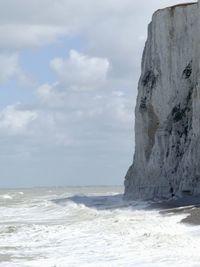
124,2,200,200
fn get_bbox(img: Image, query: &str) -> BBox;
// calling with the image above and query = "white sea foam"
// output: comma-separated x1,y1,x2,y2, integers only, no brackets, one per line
0,187,200,267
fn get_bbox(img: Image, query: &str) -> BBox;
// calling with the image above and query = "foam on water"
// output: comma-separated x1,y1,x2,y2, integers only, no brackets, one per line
0,186,200,267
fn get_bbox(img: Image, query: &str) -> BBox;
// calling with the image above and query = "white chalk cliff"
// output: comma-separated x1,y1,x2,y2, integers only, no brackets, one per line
124,2,200,200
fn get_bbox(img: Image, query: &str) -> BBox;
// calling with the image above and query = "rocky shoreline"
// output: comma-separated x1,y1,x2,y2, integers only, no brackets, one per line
149,196,200,225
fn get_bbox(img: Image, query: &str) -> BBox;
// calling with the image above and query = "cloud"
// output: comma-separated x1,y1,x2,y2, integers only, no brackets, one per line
37,49,131,119
0,53,19,83
37,50,111,109
0,25,67,50
36,49,133,147
0,0,194,52
0,0,194,85
0,104,38,135
0,103,74,150
37,83,64,107
0,53,34,86
50,50,110,91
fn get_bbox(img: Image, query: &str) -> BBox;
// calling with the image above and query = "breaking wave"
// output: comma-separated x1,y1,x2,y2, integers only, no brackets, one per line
0,187,200,267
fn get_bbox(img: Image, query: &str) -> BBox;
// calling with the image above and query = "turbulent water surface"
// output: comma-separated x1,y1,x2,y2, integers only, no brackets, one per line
0,186,200,267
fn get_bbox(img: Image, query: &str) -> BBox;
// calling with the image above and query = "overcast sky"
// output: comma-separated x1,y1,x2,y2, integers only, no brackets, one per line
0,0,194,187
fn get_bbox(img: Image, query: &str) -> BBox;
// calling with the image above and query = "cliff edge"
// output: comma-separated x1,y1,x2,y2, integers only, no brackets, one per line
124,1,200,200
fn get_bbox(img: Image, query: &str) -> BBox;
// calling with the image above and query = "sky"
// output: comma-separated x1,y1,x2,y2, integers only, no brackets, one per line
0,0,194,187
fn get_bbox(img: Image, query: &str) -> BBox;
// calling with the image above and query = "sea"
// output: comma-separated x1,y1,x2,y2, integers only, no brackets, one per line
0,186,200,267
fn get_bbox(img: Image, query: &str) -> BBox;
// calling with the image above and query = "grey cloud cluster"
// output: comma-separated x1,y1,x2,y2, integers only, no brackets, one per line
36,50,132,145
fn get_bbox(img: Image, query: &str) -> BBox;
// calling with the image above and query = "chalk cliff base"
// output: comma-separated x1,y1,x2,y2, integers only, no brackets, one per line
124,2,200,200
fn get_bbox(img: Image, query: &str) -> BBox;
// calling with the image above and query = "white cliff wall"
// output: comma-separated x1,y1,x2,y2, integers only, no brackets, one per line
124,2,199,199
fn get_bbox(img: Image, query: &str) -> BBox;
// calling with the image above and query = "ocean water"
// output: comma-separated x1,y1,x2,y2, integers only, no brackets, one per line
0,186,200,267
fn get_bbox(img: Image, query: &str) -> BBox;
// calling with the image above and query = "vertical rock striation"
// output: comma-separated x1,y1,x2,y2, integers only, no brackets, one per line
124,2,200,200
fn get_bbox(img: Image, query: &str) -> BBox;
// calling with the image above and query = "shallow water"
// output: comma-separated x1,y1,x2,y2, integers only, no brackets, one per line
0,186,199,267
